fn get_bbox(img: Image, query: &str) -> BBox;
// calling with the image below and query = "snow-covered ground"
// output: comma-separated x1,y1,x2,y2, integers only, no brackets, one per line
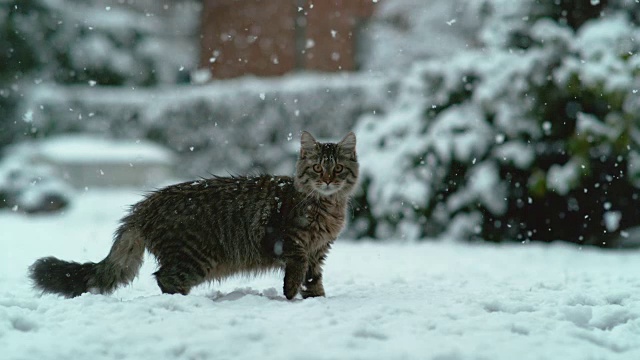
2,189,640,360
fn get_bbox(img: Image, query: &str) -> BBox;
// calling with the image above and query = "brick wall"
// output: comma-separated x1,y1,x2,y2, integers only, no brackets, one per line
200,0,376,79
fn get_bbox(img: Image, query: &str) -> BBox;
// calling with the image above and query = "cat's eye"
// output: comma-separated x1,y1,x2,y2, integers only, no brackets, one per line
334,164,344,173
312,164,323,173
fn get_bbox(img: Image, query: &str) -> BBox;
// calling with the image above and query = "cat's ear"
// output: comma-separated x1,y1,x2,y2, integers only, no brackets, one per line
300,131,318,158
338,132,357,158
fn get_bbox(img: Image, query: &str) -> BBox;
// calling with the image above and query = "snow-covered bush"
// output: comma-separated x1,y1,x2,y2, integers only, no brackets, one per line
361,0,480,72
0,145,73,214
0,0,198,86
354,0,640,246
19,74,392,178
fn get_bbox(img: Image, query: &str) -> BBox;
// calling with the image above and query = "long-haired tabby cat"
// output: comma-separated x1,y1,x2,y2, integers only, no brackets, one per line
29,131,358,300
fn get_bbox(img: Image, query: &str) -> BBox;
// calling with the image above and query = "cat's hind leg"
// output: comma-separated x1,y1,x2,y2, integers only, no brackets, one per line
148,234,213,295
153,262,206,295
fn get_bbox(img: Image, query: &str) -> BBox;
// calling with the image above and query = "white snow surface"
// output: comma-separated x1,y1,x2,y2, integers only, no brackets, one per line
2,190,640,360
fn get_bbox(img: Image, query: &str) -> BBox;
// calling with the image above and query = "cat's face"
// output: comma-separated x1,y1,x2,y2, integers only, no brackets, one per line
295,131,359,197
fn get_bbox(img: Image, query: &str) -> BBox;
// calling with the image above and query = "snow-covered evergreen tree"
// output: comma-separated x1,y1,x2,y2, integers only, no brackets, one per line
354,0,640,246
0,0,199,147
1,0,198,86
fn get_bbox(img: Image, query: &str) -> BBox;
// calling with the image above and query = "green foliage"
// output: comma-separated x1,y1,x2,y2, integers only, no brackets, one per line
0,0,180,86
356,0,640,246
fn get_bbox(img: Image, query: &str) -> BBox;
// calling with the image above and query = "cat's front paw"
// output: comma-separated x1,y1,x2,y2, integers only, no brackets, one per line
283,282,300,300
283,272,303,300
283,261,306,300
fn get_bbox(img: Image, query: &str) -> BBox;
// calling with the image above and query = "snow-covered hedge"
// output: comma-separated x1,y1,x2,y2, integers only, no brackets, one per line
0,144,73,214
361,0,480,72
0,0,198,86
18,74,392,177
353,1,640,246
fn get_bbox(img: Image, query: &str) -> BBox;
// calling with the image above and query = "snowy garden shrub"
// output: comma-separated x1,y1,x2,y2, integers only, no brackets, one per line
0,0,196,86
0,145,73,214
0,0,198,148
353,0,640,246
361,0,480,72
18,74,392,178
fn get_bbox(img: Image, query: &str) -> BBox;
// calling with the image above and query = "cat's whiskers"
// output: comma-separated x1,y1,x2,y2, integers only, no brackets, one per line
291,187,317,213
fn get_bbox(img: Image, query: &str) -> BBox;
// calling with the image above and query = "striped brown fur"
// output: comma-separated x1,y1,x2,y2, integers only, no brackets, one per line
29,131,359,300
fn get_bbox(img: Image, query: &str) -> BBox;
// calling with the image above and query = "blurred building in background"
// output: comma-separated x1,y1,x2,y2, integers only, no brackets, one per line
199,0,376,79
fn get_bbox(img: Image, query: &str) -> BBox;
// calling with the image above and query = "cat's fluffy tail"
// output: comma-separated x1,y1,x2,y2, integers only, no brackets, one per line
29,227,145,298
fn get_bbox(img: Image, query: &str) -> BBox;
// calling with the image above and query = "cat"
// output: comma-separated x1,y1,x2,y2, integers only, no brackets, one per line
29,131,359,300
